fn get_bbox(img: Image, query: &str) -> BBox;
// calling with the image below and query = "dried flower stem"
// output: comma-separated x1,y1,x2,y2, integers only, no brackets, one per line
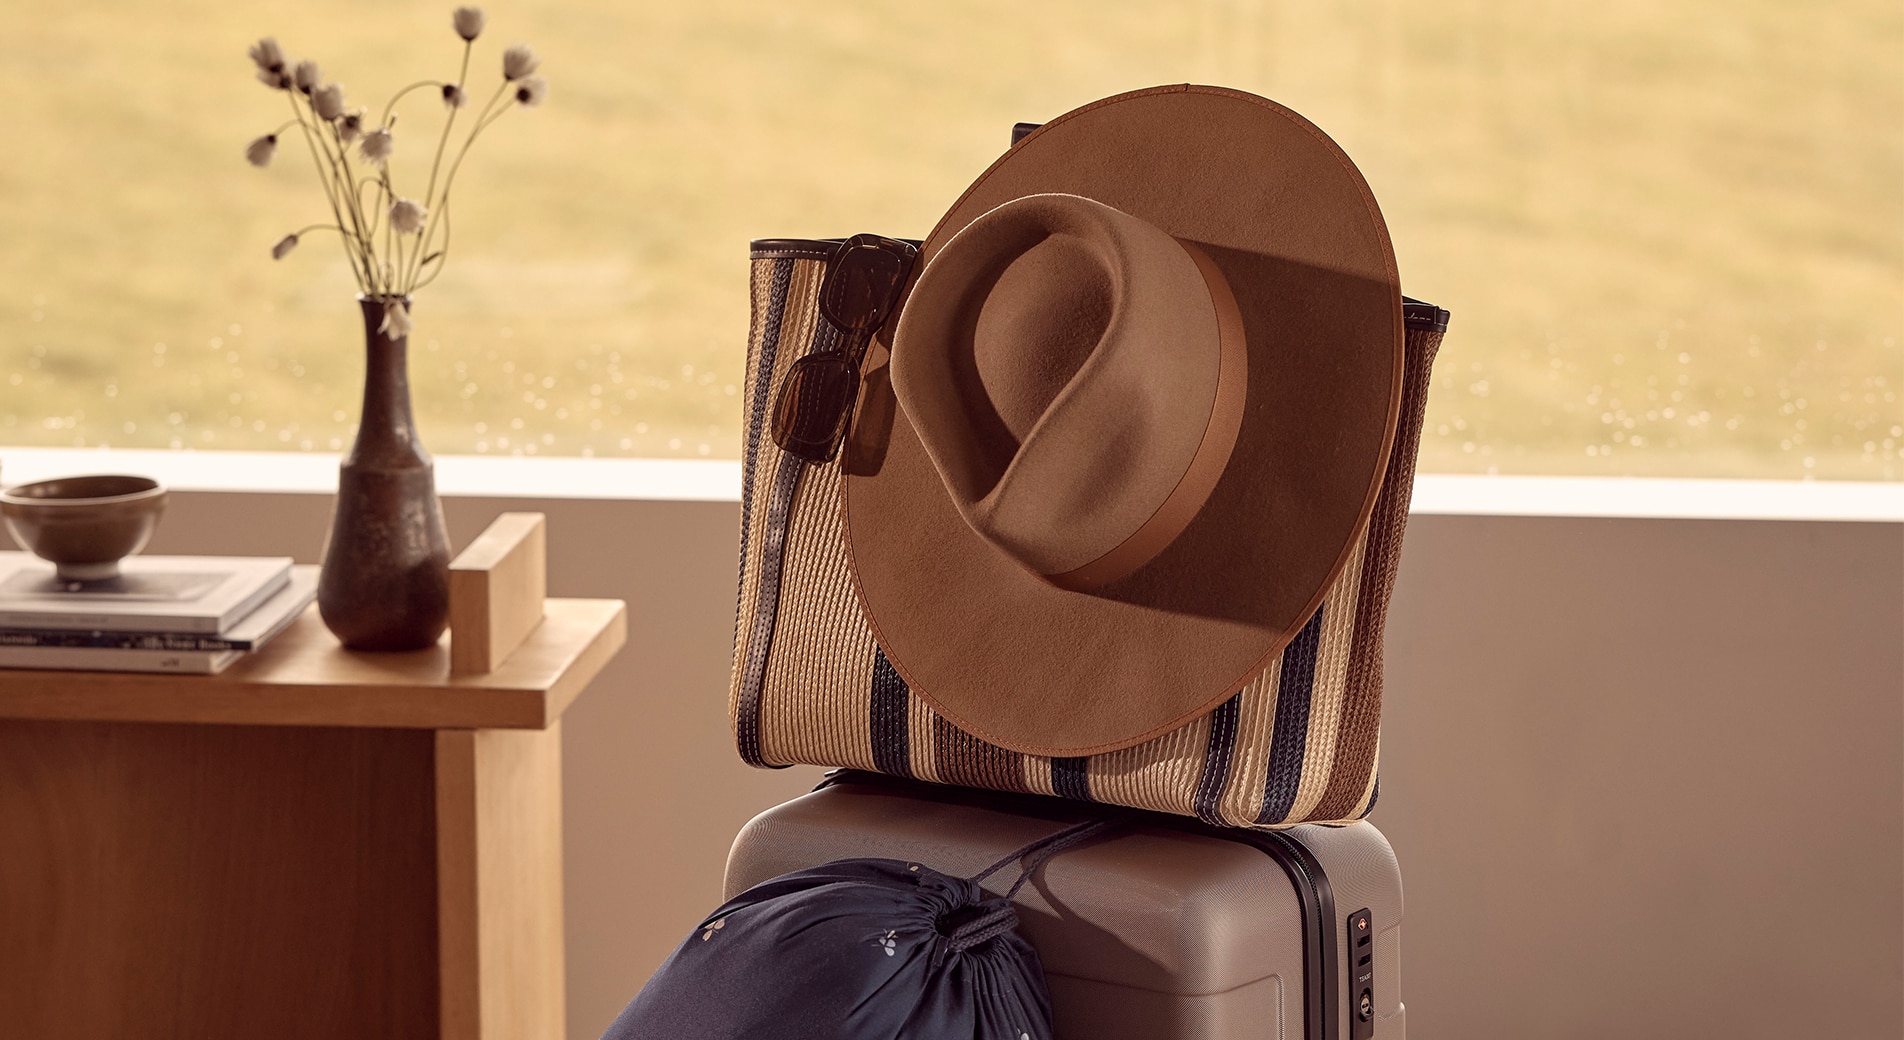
315,108,383,291
411,201,453,290
472,90,518,134
298,90,380,287
285,93,371,289
355,177,392,266
407,78,511,291
381,167,398,292
380,81,445,128
444,46,477,183
329,121,390,292
406,40,473,291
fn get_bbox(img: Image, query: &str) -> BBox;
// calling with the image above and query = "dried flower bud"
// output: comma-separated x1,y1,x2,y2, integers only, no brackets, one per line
271,234,299,260
513,75,548,108
248,37,286,74
293,60,322,95
379,300,414,339
502,44,539,81
441,83,466,109
389,198,428,235
339,109,367,143
313,83,347,121
256,68,294,91
359,127,395,165
453,6,486,42
245,134,279,167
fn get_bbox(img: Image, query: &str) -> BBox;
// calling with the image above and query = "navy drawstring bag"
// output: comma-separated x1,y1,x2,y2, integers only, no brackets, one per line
600,816,1121,1040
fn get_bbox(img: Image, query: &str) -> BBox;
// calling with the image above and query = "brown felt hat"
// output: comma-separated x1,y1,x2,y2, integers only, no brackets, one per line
842,84,1403,758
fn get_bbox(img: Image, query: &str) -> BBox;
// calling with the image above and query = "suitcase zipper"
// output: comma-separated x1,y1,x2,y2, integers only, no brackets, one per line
1236,829,1340,1040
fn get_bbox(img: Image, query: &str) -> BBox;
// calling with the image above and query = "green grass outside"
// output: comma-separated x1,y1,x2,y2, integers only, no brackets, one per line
1,0,1898,478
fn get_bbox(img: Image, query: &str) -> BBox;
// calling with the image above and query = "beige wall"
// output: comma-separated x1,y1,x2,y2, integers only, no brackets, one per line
13,491,1897,1039
1379,515,1901,1039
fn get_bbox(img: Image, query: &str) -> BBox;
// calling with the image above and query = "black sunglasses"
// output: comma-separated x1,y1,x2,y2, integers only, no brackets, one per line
770,234,920,463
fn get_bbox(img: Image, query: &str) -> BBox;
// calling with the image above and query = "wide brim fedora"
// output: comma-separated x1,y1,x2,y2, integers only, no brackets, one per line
842,84,1403,758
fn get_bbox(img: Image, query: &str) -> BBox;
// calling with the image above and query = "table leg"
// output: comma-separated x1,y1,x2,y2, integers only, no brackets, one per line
435,722,566,1040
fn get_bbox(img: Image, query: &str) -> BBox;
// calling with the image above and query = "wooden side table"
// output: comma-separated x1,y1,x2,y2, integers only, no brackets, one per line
0,519,625,1040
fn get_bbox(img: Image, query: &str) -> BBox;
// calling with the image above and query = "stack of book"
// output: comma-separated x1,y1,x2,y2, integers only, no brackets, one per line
0,552,317,674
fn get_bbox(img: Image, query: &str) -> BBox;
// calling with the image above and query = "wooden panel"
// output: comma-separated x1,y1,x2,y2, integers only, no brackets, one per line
451,513,549,676
0,719,439,1040
0,599,625,730
437,725,567,1040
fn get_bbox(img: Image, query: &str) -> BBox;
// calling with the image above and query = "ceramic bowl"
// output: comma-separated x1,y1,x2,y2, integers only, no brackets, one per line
0,475,168,581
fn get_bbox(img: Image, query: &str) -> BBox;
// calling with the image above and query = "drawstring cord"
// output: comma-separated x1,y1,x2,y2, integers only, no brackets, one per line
941,814,1129,952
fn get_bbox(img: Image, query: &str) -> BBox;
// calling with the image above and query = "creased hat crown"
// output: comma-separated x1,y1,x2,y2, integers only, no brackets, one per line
891,193,1247,591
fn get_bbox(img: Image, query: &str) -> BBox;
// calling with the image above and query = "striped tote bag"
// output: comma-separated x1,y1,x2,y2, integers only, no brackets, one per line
731,238,1447,829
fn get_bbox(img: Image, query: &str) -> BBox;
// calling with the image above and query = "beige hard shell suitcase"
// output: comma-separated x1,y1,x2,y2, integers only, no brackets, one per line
727,772,1404,1040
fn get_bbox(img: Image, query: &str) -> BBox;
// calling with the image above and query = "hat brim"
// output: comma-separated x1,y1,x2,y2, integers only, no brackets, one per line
843,85,1403,757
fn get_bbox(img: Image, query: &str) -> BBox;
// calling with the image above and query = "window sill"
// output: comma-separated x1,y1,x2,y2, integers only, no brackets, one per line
0,446,1898,521
0,447,738,502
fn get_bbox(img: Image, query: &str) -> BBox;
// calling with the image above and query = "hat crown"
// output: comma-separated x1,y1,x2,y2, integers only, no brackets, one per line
891,193,1245,587
967,229,1111,458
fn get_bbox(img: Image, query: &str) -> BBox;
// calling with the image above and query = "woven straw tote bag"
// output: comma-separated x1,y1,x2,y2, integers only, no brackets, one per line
730,230,1448,829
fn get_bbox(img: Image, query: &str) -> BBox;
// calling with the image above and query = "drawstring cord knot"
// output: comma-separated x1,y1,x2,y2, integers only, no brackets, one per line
936,813,1129,953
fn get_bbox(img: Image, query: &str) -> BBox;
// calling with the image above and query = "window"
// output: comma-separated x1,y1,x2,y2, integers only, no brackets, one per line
3,1,1897,477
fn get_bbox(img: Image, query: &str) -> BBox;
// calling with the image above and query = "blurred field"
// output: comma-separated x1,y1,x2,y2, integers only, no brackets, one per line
0,0,1898,477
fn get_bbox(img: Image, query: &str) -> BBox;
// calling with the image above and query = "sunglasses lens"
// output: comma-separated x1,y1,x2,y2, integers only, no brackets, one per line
770,353,859,462
822,242,910,331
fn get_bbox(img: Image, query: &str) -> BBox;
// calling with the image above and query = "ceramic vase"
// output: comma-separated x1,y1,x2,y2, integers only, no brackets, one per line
317,296,451,651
